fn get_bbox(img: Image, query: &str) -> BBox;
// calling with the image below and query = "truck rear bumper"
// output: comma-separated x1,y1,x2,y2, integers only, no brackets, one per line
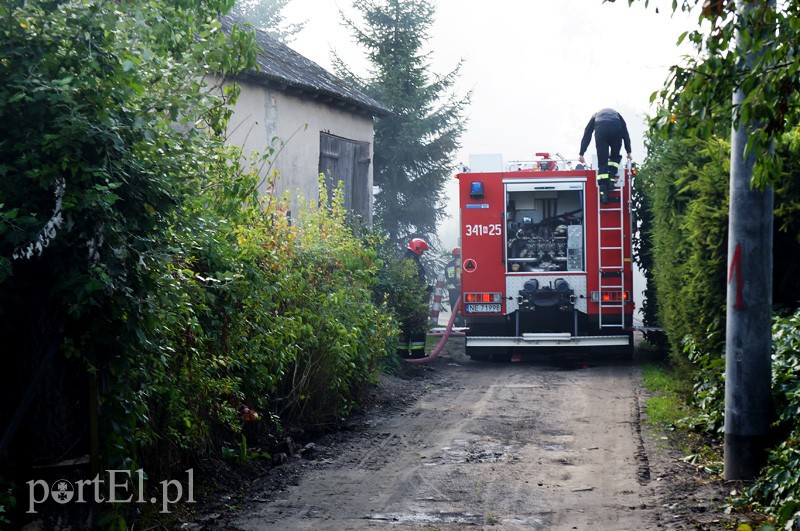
466,333,631,348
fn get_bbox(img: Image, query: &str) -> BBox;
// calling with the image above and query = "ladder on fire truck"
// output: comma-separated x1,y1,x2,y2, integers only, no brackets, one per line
596,162,631,329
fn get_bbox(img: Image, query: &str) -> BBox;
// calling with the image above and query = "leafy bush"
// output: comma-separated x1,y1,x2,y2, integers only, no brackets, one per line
745,311,800,529
125,174,400,474
676,326,726,435
268,185,399,427
0,1,400,526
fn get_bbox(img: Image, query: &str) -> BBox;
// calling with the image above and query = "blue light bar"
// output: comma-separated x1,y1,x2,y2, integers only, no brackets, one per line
469,181,484,199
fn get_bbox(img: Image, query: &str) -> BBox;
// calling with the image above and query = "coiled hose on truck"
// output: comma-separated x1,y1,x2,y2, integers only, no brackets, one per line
403,298,461,365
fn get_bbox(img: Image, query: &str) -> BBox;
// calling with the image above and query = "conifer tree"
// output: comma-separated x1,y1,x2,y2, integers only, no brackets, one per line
334,0,470,247
230,0,306,42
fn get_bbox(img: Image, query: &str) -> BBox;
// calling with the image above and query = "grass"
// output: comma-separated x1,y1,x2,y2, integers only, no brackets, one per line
639,356,723,465
640,361,694,428
636,351,777,529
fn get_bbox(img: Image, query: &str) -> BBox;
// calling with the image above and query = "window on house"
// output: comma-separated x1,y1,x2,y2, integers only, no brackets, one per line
318,132,371,219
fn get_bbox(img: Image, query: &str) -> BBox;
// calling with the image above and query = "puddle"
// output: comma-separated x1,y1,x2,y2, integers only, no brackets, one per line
366,511,547,526
366,511,484,525
437,439,516,464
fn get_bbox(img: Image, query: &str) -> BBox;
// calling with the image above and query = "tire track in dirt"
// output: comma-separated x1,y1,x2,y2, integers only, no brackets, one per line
219,344,663,530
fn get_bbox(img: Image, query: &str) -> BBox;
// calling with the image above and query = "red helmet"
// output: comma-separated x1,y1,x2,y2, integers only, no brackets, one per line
452,247,461,256
407,238,429,255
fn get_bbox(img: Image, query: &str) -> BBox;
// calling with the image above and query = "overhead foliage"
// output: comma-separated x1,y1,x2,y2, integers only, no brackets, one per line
333,0,471,247
622,0,799,186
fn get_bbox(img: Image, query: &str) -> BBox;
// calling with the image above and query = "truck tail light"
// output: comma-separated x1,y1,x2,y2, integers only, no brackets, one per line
465,292,502,303
590,291,629,302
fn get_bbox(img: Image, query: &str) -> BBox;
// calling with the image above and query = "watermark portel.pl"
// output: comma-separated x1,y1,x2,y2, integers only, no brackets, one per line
27,469,194,514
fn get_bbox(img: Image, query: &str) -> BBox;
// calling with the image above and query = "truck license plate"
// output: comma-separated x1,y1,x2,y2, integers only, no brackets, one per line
466,303,502,313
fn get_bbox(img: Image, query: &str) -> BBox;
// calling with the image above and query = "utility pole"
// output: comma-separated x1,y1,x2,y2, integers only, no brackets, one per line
724,0,774,481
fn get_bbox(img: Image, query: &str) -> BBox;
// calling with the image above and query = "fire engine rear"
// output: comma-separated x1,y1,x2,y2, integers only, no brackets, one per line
456,153,635,360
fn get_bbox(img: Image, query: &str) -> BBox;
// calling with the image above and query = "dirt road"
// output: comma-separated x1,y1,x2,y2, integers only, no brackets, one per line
198,336,737,530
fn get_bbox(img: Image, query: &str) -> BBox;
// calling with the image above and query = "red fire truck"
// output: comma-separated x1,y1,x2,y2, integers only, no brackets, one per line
456,153,635,360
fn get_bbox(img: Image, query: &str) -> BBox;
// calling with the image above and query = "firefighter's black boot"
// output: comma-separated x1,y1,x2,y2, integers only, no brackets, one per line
397,343,410,358
599,179,610,203
599,179,619,204
408,332,427,359
397,331,411,358
608,179,620,202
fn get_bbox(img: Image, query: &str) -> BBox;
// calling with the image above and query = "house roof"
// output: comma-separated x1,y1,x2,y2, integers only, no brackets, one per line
221,16,390,118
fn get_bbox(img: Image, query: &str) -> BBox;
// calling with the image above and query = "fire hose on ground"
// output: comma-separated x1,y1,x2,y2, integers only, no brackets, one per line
403,298,461,365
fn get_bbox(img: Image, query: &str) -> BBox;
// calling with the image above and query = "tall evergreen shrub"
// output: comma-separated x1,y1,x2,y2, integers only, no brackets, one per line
641,134,730,363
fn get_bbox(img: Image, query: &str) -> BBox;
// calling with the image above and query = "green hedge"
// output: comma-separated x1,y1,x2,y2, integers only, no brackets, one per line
639,133,731,364
640,128,800,363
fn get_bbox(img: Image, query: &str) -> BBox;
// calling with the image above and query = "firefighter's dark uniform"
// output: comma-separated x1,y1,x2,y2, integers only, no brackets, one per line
579,108,632,203
399,248,428,359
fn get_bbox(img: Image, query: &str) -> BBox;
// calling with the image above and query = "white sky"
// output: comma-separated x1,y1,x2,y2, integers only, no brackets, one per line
281,0,699,248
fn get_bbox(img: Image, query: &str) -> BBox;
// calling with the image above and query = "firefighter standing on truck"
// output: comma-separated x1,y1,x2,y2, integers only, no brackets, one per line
578,108,632,203
399,238,429,359
444,247,463,326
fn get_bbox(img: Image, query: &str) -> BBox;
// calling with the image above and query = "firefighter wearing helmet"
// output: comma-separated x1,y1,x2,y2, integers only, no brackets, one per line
404,237,429,277
399,237,430,359
444,247,463,326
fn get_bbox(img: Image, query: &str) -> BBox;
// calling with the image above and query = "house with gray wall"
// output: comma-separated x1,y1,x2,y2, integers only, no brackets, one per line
218,17,389,222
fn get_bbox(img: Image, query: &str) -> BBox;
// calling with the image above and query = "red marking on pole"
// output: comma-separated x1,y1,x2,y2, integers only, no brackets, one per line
728,243,744,309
